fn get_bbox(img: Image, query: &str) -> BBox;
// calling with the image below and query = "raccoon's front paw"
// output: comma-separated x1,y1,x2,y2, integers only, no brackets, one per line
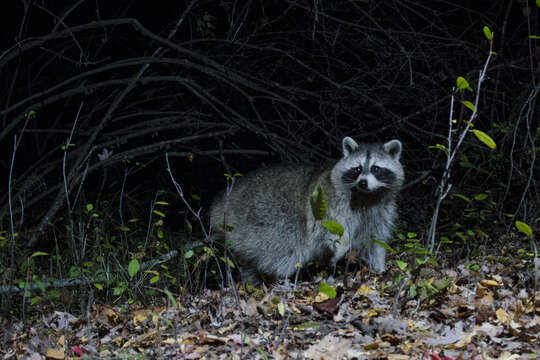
367,254,386,274
370,262,386,274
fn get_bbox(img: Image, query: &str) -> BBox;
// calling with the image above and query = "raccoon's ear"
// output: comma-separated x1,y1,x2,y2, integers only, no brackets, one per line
342,137,359,157
383,140,402,159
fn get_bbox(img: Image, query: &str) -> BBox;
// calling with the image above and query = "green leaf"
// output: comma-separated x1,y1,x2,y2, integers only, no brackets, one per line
35,279,46,292
86,203,94,212
153,210,166,218
30,296,42,305
515,220,533,237
277,302,285,317
310,186,327,220
459,160,476,169
128,259,140,277
184,250,194,259
150,275,159,284
113,287,124,296
537,0,540,7
373,239,394,254
298,321,320,329
157,228,163,239
395,260,408,271
407,232,417,238
474,193,488,201
456,76,472,91
529,35,540,39
428,144,449,154
453,193,471,202
30,251,49,258
321,220,344,236
318,282,337,298
164,288,178,308
242,334,252,346
155,201,170,205
483,26,492,41
94,283,103,290
471,129,497,149
433,278,452,290
461,100,475,111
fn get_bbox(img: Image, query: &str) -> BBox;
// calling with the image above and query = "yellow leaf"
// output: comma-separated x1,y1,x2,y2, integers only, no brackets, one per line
496,308,511,324
45,349,65,359
480,279,500,287
133,313,148,326
357,285,372,295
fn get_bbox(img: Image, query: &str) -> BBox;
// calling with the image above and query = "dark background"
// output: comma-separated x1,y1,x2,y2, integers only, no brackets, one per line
0,1,538,267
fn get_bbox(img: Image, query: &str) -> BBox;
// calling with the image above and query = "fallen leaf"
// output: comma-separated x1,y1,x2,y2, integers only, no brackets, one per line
304,333,352,360
480,279,500,287
45,348,64,359
357,285,372,295
495,308,510,324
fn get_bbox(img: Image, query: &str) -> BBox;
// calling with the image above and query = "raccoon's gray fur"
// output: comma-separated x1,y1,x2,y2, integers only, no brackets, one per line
210,137,404,282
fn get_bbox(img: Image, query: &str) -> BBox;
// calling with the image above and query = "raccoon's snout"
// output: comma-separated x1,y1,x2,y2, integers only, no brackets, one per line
357,179,368,189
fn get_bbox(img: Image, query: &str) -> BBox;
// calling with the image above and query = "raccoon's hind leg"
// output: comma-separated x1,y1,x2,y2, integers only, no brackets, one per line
238,265,263,286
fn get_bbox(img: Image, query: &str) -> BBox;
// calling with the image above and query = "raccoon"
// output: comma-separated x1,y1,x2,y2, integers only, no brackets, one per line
209,137,404,282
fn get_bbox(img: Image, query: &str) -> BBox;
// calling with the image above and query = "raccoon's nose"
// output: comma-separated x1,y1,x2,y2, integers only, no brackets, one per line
357,179,368,189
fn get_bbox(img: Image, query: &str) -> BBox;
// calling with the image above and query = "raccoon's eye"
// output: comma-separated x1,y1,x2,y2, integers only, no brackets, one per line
371,165,381,173
353,166,363,174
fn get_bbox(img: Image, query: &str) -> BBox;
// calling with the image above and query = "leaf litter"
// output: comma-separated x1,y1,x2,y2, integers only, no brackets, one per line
1,259,539,359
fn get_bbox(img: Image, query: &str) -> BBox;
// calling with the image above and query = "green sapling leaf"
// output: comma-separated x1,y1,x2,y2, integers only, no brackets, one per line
515,220,533,237
310,186,327,220
461,100,475,111
471,129,497,149
395,260,408,271
373,239,394,253
428,144,449,154
30,251,49,258
321,220,344,237
153,210,166,218
164,288,178,308
483,26,493,41
456,76,472,91
474,193,488,201
128,259,140,277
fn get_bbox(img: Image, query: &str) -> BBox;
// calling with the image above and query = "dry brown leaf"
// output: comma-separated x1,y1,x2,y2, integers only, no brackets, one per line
45,348,64,359
362,342,380,350
480,279,500,287
357,285,372,295
495,308,511,324
304,334,352,360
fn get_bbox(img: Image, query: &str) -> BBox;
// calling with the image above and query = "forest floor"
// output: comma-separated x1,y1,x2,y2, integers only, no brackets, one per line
2,257,539,359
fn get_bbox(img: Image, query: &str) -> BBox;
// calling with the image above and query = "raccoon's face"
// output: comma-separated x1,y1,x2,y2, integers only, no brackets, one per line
331,137,404,194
